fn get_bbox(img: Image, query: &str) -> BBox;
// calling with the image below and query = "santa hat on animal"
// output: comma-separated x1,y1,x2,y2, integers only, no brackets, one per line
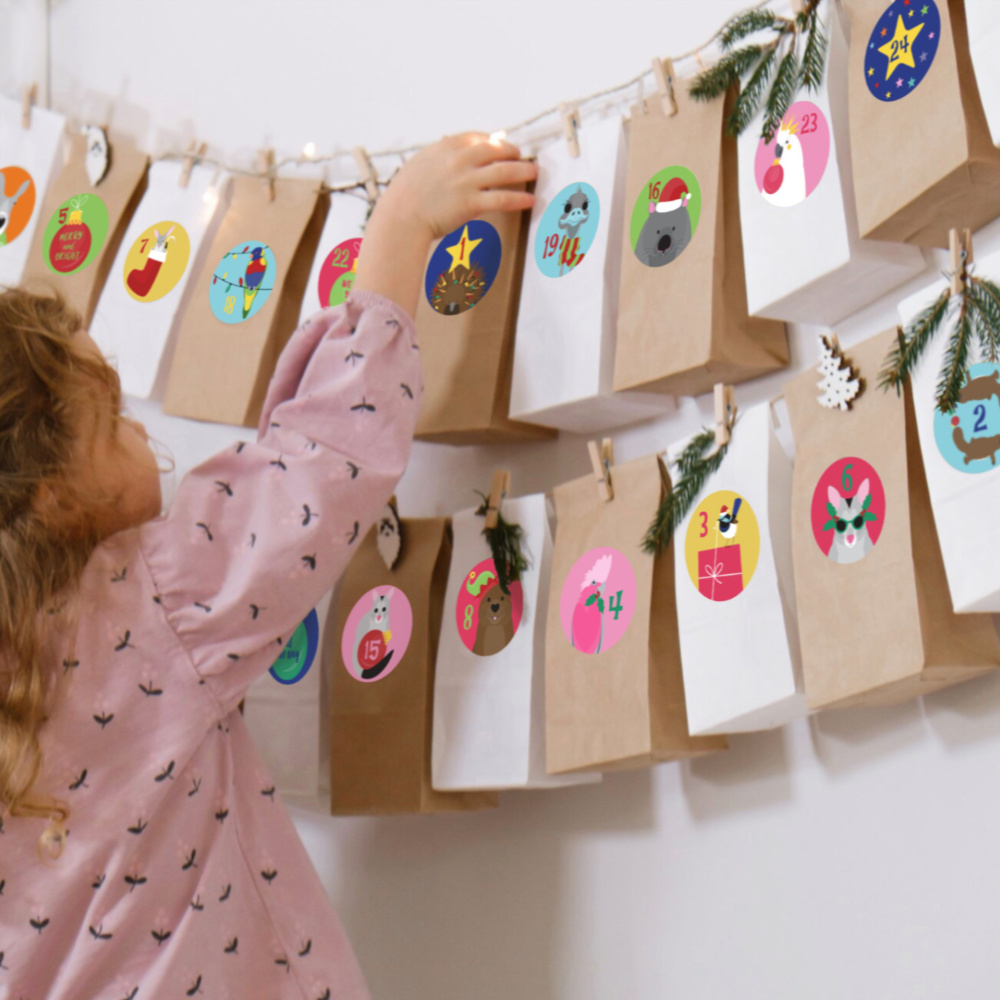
651,177,691,213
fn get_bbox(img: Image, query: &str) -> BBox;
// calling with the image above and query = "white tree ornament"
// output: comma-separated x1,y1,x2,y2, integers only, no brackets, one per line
817,333,861,411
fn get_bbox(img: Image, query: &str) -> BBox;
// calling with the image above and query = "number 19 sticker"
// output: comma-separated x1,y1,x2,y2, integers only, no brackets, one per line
559,547,635,655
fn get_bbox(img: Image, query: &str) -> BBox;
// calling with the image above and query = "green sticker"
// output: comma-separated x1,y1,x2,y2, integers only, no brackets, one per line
42,194,110,275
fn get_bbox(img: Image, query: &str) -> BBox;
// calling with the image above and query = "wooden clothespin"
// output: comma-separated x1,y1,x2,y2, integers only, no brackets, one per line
179,140,207,189
714,383,736,447
352,146,380,203
651,58,679,117
21,83,37,130
791,0,804,13
258,148,275,202
588,438,614,502
484,470,511,530
558,102,581,158
950,227,973,295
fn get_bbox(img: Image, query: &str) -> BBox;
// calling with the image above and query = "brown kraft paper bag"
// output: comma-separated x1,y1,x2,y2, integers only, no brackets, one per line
330,517,498,814
21,130,148,327
163,177,326,427
414,181,556,444
845,0,1000,247
545,454,727,774
785,327,1000,710
613,84,788,399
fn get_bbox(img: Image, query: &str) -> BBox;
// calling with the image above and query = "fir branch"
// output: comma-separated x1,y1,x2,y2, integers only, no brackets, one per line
473,491,529,594
968,276,1000,364
727,47,777,138
761,46,799,143
642,430,729,555
799,9,828,92
878,287,952,395
937,293,974,414
719,9,785,49
689,45,765,102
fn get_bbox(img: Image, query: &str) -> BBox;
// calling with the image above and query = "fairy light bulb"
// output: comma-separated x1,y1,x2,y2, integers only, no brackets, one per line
488,130,506,145
303,141,317,159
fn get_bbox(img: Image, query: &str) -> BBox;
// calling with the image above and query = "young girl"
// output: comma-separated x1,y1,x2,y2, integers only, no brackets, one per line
0,132,536,1000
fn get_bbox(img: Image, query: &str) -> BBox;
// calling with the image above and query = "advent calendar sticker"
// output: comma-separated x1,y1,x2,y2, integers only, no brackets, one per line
755,102,830,208
209,241,277,324
0,166,36,247
122,220,191,302
340,586,413,682
684,491,760,602
864,0,941,101
534,181,600,278
454,558,524,657
559,547,636,655
424,220,502,314
631,166,701,268
269,608,319,685
42,194,109,274
317,237,362,308
811,457,886,562
934,362,1000,472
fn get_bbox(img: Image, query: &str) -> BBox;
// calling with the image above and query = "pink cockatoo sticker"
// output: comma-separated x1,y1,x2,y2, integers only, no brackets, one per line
560,546,637,656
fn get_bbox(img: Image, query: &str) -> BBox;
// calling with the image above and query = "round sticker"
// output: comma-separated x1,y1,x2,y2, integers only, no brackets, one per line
811,457,886,563
454,558,524,657
340,586,413,683
754,101,830,208
42,194,109,275
317,237,362,308
0,166,36,247
534,181,600,278
209,242,277,324
864,0,941,101
631,166,701,268
559,547,636,655
122,221,191,302
424,220,502,315
684,491,760,602
934,362,1000,473
269,608,319,685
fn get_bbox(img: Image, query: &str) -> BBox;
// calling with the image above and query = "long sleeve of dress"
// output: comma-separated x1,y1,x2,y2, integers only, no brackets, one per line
139,289,421,719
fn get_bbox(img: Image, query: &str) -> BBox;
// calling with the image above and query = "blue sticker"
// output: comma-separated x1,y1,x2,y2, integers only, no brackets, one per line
209,241,277,324
269,608,320,684
934,363,1000,473
424,220,502,315
864,0,941,101
534,181,600,278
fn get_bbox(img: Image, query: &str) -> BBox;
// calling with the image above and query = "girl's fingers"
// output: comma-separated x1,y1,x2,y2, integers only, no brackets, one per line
472,189,535,215
472,159,538,189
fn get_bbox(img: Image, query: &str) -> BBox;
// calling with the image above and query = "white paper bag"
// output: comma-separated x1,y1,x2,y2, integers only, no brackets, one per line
967,0,1000,147
737,2,923,324
298,190,368,325
670,401,806,734
508,114,672,432
0,94,65,288
898,249,1000,612
242,589,333,801
90,160,228,398
432,495,598,790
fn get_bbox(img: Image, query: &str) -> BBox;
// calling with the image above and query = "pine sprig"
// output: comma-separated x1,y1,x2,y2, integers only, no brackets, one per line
968,276,1000,363
473,491,529,595
879,287,951,398
937,294,974,414
642,429,730,555
690,0,827,140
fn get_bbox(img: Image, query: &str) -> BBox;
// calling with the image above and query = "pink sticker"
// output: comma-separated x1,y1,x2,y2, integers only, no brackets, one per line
454,558,523,657
340,586,413,682
754,100,830,208
317,237,362,309
810,457,886,564
559,547,636,655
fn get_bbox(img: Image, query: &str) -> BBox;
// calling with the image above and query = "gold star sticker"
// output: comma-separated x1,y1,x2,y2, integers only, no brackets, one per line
878,14,924,80
444,225,482,272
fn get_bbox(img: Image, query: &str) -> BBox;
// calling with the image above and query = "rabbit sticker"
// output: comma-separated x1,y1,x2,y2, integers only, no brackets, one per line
811,458,886,563
0,167,35,247
340,587,413,683
123,220,192,303
559,547,637,655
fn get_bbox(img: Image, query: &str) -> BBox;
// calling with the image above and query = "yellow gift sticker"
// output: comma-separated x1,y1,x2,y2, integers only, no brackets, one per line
684,490,760,602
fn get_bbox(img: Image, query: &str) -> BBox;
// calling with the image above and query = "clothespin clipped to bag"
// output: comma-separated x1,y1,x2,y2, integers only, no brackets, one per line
791,0,805,14
588,438,614,502
484,470,511,530
352,146,380,204
714,383,737,447
950,227,973,295
558,102,581,158
21,83,37,129
179,140,207,189
651,57,678,118
258,148,275,202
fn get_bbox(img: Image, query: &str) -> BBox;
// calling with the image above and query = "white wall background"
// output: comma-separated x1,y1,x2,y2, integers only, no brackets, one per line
5,1,1000,997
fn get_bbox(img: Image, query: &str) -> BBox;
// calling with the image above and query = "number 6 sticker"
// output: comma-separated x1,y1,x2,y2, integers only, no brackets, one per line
811,456,886,564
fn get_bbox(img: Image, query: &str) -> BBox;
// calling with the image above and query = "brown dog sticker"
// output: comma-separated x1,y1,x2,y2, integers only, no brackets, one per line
456,558,523,657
